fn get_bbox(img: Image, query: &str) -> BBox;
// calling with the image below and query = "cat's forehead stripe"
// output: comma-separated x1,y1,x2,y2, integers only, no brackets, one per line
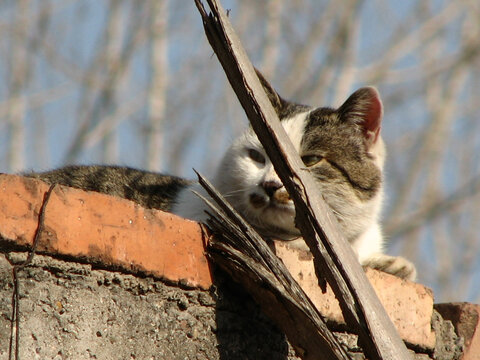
280,110,310,152
245,110,310,152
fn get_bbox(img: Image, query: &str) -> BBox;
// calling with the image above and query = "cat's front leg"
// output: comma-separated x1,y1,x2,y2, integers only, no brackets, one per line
361,253,417,281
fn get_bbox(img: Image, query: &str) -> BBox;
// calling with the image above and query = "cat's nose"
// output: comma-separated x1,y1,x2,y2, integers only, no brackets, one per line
263,180,282,198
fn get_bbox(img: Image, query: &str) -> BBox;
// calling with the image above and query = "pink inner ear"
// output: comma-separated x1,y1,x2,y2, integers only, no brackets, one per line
362,88,383,143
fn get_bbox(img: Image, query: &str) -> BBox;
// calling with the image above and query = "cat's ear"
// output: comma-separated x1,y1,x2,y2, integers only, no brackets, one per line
338,87,383,148
255,69,287,114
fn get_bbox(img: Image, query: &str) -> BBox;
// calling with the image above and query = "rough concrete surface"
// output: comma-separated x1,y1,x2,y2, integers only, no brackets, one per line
435,302,480,360
431,310,464,360
0,252,299,360
0,252,466,360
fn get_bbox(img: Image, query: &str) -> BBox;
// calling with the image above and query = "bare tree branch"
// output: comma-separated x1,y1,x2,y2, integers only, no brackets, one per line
5,0,30,172
385,174,480,240
63,2,148,164
260,0,282,79
145,0,169,171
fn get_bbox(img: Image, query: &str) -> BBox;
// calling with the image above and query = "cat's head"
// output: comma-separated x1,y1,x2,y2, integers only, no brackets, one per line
215,72,385,242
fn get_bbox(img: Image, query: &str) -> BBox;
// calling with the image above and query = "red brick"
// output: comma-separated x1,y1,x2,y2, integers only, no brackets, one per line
0,174,213,289
273,241,436,350
435,302,480,360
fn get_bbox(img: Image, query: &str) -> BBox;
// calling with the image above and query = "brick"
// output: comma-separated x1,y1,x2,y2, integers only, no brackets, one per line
273,241,436,350
435,302,480,360
0,174,213,289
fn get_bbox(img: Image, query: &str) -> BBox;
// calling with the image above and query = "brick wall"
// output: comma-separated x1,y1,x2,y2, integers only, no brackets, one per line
0,174,478,359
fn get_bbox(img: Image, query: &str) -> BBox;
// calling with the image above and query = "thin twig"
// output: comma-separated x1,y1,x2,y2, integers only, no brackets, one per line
7,184,55,360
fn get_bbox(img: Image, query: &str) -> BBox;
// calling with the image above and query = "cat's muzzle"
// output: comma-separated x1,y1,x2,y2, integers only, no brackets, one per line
250,181,291,209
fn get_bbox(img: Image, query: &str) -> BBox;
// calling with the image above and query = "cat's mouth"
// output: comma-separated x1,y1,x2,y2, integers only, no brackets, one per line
249,192,293,211
247,192,299,240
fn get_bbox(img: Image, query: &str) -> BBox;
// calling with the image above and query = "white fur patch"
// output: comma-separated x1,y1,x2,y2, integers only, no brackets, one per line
172,111,310,235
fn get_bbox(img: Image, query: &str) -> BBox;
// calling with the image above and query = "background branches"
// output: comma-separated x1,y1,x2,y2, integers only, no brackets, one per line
0,0,479,302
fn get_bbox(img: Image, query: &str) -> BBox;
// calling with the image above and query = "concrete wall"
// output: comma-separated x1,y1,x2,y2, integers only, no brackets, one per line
0,253,298,360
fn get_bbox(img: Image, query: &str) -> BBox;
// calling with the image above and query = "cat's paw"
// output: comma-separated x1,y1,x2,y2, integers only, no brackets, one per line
362,253,417,281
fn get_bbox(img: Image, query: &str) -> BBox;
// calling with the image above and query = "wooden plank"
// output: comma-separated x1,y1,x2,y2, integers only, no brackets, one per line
194,1,412,359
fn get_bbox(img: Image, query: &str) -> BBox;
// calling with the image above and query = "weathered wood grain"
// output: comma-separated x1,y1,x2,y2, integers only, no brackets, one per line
195,174,350,360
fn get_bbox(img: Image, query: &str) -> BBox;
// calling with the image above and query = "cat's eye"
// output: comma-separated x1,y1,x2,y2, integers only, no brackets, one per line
248,149,266,165
301,155,323,167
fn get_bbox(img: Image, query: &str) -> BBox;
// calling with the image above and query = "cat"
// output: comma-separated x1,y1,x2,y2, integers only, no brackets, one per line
26,71,416,281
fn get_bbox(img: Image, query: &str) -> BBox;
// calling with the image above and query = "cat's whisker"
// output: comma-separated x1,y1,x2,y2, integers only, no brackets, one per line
222,187,252,196
221,190,252,200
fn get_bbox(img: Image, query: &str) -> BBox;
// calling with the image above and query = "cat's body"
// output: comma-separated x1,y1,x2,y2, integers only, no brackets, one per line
28,165,191,212
26,72,416,280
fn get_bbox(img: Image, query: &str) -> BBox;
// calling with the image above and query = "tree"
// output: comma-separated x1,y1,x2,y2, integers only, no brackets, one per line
1,0,479,302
